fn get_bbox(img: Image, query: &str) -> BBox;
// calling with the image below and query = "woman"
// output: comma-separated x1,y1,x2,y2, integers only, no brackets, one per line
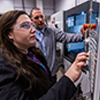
0,10,89,100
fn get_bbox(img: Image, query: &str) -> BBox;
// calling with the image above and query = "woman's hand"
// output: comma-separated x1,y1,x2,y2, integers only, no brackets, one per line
65,52,90,83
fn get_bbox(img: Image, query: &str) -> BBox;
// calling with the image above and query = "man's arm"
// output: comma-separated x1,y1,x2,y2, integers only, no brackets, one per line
51,26,83,43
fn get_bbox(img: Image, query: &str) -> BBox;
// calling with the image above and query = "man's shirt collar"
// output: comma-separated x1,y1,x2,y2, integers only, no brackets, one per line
35,26,46,35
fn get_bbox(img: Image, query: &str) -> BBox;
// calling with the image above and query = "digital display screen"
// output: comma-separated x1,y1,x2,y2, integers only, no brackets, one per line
67,11,86,56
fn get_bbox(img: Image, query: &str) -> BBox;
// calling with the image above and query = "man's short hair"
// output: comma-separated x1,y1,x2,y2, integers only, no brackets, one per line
30,7,41,18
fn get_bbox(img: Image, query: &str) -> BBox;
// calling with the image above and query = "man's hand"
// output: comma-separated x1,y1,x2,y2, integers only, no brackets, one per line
80,23,97,38
80,27,89,38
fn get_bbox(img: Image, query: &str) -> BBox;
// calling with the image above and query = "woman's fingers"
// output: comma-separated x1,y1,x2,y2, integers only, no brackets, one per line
76,61,86,68
65,52,91,83
75,51,90,62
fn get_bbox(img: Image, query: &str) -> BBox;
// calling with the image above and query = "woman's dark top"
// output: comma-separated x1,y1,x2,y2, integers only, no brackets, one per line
0,51,76,100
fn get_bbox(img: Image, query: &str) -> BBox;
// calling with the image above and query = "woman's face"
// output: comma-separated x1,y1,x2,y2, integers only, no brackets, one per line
8,14,36,50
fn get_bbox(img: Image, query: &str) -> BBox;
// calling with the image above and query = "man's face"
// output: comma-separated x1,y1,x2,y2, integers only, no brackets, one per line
31,10,45,31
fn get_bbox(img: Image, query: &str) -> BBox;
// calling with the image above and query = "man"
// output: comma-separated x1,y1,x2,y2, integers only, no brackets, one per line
30,7,84,84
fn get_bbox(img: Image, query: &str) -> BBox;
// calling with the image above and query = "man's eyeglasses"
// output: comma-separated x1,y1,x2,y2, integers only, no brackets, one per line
31,15,44,20
11,22,35,30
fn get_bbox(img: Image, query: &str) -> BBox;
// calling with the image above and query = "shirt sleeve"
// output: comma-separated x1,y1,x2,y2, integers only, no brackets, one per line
52,26,83,43
38,75,77,100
